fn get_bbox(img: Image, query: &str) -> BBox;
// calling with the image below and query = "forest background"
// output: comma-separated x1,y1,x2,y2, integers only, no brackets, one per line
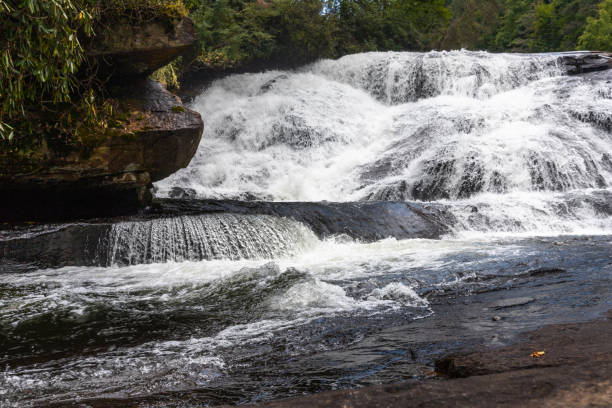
1,0,611,142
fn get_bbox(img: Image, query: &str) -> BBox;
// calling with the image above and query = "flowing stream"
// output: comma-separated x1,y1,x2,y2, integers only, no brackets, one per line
2,51,612,407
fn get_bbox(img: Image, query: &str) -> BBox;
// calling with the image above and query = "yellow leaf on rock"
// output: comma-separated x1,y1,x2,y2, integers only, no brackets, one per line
530,351,545,358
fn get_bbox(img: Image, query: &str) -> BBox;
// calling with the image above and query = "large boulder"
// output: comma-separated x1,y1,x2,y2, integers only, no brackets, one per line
88,16,196,79
0,80,202,221
0,14,202,221
559,52,612,75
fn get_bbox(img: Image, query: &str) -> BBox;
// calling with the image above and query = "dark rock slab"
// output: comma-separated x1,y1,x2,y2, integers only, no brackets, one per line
559,52,612,75
152,199,455,241
0,224,112,270
0,199,455,269
218,311,612,408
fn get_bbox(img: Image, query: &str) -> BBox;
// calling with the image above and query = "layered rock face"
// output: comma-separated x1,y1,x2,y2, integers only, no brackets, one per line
0,17,203,221
88,17,196,79
560,52,612,75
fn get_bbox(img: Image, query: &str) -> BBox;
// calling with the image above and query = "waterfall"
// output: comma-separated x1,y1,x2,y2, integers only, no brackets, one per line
3,50,612,408
308,51,564,103
104,214,318,265
155,50,612,236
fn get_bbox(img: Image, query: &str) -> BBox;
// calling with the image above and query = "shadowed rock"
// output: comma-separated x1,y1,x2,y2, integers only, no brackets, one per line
0,80,203,221
560,52,612,75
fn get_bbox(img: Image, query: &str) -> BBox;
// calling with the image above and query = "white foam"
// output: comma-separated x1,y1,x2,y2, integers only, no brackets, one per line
368,282,429,307
156,71,393,202
270,279,358,311
154,51,612,240
446,189,612,238
308,50,563,102
1,336,227,404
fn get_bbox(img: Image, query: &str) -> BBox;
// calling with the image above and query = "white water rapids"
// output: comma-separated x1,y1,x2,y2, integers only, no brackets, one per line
156,50,612,236
2,51,612,407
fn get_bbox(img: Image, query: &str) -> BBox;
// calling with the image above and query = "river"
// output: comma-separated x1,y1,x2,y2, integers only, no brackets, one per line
1,50,611,407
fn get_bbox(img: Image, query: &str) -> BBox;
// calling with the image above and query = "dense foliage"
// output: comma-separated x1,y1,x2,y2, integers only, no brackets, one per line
442,0,606,52
578,0,612,50
490,0,600,51
441,0,504,50
328,0,450,55
0,0,94,141
0,0,186,144
176,0,608,76
1,0,610,145
182,0,450,70
185,0,335,70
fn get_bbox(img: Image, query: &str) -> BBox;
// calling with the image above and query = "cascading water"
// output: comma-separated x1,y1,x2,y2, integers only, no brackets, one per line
105,214,318,265
308,51,564,102
156,50,612,235
2,51,612,407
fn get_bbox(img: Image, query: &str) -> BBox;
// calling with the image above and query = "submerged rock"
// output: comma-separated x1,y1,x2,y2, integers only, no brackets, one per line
491,297,535,310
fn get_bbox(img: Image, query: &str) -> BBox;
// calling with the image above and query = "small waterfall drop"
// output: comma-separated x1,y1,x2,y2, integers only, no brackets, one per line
104,214,318,266
447,189,612,236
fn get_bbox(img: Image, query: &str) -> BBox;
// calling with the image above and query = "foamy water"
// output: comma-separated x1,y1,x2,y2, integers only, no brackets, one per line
3,232,611,407
156,51,612,236
0,235,540,405
3,51,612,407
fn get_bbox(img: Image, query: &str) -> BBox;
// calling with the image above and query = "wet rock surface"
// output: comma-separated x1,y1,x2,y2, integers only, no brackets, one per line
436,311,612,379
152,199,455,241
0,224,112,270
226,311,612,408
0,199,453,269
560,52,612,75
